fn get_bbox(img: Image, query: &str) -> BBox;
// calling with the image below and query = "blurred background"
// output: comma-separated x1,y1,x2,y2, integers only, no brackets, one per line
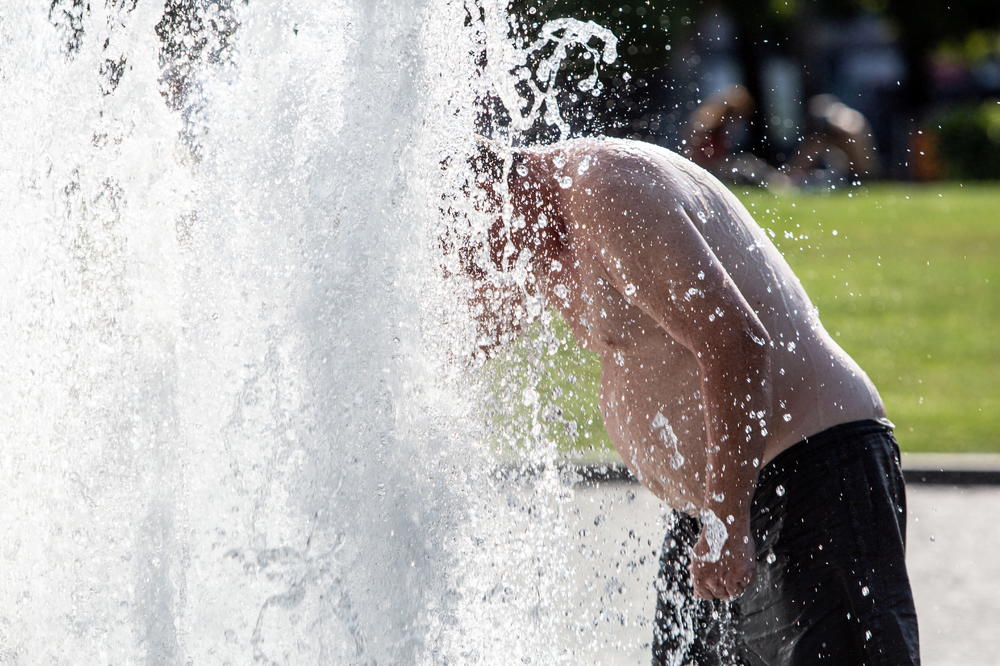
486,0,1000,456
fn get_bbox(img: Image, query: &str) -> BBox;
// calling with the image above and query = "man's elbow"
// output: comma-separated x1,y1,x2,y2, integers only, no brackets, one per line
698,323,772,375
739,322,771,355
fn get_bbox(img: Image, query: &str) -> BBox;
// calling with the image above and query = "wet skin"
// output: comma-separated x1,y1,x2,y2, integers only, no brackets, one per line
469,137,885,600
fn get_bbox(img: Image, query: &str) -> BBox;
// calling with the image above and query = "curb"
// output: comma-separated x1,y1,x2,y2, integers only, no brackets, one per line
900,453,1000,486
902,469,1000,485
567,459,1000,487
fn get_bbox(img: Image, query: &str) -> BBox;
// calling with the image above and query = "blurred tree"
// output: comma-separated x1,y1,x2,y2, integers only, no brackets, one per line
930,101,1000,179
721,2,792,160
877,0,1000,114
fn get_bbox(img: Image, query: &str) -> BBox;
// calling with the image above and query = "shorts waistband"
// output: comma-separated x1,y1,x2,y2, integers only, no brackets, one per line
757,418,895,489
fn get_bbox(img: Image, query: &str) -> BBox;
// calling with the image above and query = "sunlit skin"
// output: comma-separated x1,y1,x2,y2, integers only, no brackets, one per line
466,137,886,600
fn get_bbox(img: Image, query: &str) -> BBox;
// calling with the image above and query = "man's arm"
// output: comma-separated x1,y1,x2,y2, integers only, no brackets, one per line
569,167,772,599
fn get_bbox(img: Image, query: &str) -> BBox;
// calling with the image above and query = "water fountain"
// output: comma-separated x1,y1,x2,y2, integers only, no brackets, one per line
0,1,646,663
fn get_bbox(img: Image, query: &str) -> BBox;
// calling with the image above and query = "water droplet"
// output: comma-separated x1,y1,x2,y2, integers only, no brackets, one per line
776,485,785,497
861,586,870,597
623,283,637,297
684,287,703,301
697,509,728,563
765,552,776,564
697,270,705,280
670,451,685,470
556,175,573,189
865,630,873,641
783,413,792,422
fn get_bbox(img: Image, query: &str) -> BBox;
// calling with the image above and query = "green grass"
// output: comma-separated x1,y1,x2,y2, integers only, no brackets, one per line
487,184,1000,455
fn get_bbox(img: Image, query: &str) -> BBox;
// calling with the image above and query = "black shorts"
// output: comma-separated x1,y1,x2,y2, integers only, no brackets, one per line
652,419,920,666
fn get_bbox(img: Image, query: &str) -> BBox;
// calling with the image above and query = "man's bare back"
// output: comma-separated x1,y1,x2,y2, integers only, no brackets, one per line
531,139,884,498
467,136,886,599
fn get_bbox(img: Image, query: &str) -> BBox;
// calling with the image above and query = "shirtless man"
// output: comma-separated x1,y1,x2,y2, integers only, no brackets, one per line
460,137,919,665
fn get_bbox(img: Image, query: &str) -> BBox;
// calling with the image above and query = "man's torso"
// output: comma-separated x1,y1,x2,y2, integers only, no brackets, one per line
533,138,885,511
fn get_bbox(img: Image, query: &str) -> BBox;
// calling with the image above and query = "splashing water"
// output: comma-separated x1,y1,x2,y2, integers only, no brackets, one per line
476,5,617,138
0,1,628,663
652,411,686,471
696,509,729,564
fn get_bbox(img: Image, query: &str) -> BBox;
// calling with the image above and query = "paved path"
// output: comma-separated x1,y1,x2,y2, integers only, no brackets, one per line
558,483,1000,665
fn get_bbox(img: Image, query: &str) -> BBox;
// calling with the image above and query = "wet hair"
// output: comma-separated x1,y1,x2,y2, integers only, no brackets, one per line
469,135,507,184
442,136,551,281
436,136,510,282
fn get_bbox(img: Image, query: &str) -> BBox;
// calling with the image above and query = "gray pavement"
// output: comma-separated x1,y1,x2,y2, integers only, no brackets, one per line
559,483,1000,665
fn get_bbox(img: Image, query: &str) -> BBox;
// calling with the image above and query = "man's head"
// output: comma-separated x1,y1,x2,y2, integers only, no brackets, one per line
468,135,507,188
449,136,565,280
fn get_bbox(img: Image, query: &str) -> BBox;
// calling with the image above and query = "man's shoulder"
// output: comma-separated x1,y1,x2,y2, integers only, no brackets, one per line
554,139,696,223
559,137,681,172
557,138,701,197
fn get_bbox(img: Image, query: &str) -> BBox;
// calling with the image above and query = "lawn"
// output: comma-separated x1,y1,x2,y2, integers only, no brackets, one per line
486,183,1000,456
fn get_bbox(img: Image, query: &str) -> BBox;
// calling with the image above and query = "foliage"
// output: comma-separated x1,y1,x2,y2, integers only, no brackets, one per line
931,102,1000,180
882,0,1000,52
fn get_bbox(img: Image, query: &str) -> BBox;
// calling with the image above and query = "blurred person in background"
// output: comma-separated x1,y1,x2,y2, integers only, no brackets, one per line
684,85,790,190
786,94,880,187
